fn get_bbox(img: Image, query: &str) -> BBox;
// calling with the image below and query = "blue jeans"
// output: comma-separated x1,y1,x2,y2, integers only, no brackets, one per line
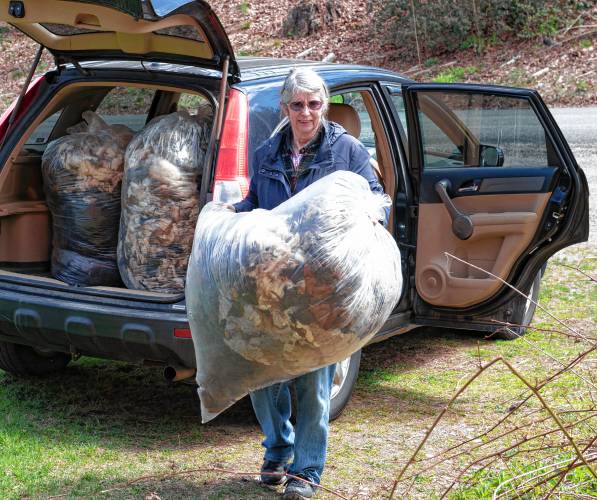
250,364,336,485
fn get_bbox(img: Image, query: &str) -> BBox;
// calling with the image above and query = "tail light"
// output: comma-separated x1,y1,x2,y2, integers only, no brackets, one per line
212,88,249,203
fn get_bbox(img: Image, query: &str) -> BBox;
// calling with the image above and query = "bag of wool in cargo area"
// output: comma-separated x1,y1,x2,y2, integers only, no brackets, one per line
186,170,402,422
42,111,134,286
117,109,212,293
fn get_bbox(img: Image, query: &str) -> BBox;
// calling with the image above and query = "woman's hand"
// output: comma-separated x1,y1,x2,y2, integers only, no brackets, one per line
222,203,236,212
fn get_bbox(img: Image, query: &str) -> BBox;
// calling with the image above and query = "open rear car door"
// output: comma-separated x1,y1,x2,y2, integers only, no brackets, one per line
402,84,589,332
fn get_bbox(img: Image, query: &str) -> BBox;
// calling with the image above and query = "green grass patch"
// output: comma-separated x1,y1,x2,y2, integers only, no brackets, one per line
432,66,477,83
579,38,592,49
424,57,439,68
239,2,250,15
453,453,597,499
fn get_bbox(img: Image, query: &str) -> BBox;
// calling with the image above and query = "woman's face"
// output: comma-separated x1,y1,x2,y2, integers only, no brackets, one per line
283,91,324,146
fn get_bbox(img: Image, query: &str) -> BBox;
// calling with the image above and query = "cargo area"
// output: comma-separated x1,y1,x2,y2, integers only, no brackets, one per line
0,81,216,298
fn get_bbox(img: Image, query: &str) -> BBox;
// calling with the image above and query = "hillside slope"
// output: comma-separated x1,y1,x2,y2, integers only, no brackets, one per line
0,2,594,113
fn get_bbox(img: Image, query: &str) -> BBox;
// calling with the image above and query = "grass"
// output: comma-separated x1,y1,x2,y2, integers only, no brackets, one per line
579,38,593,49
423,57,439,68
239,2,250,15
0,248,595,498
432,66,478,83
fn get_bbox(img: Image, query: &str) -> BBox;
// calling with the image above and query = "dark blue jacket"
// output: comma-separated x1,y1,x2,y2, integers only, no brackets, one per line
233,121,387,217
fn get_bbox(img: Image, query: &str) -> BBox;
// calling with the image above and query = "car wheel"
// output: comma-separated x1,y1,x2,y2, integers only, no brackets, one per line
329,349,361,421
0,341,71,376
493,269,543,340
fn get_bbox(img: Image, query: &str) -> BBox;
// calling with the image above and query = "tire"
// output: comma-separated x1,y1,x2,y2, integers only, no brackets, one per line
493,269,542,340
0,341,71,376
329,349,361,421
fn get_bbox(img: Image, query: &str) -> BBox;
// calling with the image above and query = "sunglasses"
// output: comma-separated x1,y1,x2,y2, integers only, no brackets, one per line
287,100,323,112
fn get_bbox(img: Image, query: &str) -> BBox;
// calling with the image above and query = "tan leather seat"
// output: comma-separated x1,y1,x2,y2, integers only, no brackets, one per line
328,102,383,187
327,102,361,138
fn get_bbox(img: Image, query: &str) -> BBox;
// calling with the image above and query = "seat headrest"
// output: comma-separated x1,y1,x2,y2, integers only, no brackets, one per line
327,103,361,138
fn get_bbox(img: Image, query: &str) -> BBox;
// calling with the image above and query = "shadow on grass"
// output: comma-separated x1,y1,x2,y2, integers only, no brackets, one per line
145,477,281,499
1,327,482,448
0,357,259,452
50,474,280,499
361,326,480,372
1,326,481,446
141,477,280,499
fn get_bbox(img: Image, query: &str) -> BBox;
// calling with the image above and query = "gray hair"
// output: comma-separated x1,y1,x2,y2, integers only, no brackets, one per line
280,67,329,114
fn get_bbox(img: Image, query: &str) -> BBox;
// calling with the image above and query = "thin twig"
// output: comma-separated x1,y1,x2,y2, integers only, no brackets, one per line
554,262,597,283
444,252,594,346
499,325,596,389
403,412,596,485
487,319,597,342
559,13,583,37
409,0,422,67
48,468,348,500
389,357,596,498
544,433,597,497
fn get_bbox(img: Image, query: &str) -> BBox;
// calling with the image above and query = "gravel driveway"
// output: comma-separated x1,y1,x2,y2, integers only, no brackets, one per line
552,107,596,245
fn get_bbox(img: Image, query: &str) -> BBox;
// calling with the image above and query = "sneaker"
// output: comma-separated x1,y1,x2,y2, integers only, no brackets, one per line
260,459,288,485
282,477,316,499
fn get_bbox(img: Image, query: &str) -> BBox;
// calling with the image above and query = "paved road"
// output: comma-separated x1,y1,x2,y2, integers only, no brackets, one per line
552,107,596,245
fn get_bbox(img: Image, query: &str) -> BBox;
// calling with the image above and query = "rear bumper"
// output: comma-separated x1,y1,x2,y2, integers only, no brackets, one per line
0,288,196,368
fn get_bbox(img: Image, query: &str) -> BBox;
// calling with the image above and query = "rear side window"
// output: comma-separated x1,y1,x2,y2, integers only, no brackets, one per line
25,111,62,145
415,92,560,170
176,92,213,117
95,87,155,131
332,91,376,147
389,93,408,136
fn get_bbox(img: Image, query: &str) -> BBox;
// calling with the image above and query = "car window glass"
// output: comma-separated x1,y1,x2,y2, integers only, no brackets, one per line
25,110,62,145
420,113,461,168
336,91,375,147
95,87,155,131
176,92,212,117
390,93,408,135
416,92,555,170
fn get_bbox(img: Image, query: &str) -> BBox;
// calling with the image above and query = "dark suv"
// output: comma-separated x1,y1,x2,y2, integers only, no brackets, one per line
0,0,589,419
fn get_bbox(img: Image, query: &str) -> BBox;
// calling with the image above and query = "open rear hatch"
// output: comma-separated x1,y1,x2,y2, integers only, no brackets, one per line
0,0,239,80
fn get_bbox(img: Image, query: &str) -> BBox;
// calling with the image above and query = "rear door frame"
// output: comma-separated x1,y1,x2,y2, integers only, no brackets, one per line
401,83,589,328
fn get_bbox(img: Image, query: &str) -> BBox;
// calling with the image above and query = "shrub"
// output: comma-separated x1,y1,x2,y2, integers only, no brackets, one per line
371,0,587,59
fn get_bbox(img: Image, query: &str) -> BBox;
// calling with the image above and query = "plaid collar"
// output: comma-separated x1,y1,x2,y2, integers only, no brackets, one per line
283,125,325,156
281,126,325,192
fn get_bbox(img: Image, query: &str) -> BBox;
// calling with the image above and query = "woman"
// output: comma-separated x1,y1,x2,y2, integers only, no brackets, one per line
231,67,385,499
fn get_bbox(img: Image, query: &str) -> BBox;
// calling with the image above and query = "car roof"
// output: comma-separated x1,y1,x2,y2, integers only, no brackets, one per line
75,57,411,87
236,56,409,84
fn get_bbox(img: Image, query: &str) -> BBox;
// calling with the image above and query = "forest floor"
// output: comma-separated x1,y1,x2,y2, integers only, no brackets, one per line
0,2,595,113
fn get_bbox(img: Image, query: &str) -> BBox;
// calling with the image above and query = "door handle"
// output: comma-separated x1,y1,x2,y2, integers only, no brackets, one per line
458,179,480,193
435,179,474,240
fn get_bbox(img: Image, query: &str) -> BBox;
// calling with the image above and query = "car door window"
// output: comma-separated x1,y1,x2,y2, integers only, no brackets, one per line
329,91,376,157
415,92,559,170
95,86,155,131
389,93,408,136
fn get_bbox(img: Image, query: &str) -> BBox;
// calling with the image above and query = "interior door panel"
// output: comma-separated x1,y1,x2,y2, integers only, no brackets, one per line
416,191,550,307
400,85,587,313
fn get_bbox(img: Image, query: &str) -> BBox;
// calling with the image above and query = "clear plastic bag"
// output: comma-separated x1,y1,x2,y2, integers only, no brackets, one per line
186,170,402,422
42,111,133,286
117,110,212,293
